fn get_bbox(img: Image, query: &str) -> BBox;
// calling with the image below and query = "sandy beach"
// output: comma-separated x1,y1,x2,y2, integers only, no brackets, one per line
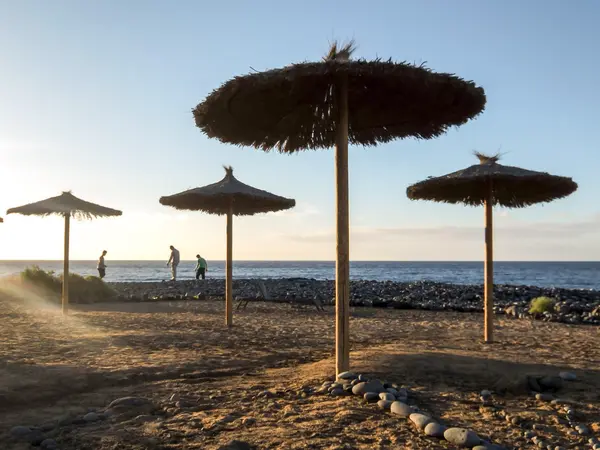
1,294,598,449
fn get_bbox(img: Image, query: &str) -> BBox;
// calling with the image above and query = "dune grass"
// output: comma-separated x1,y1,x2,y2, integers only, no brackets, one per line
20,265,115,303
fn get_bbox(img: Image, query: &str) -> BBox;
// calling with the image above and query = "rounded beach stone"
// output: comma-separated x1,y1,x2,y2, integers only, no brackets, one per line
379,392,395,401
444,427,480,447
559,371,576,381
337,371,358,381
108,396,153,409
377,399,393,410
352,380,385,395
538,376,563,391
41,439,58,449
330,387,345,396
83,412,99,422
536,393,554,402
424,422,447,438
390,401,412,417
364,392,379,403
10,426,32,437
409,413,432,430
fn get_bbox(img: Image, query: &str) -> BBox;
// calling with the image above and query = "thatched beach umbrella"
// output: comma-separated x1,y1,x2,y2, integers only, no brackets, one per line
193,42,486,374
406,153,577,342
7,191,122,314
159,166,295,327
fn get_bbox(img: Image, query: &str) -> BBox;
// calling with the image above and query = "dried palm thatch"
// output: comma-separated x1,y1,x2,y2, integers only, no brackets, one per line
0,217,3,223
406,153,577,343
159,166,295,215
193,41,486,377
6,191,123,219
194,43,486,152
406,152,578,207
160,166,295,328
7,191,122,315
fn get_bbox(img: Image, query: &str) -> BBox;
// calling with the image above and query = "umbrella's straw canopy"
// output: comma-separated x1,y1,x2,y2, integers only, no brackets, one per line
193,42,486,152
406,153,578,208
7,191,123,219
160,166,296,216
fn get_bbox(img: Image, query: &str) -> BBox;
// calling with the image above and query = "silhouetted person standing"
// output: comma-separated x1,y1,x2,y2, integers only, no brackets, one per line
167,245,180,281
97,250,107,279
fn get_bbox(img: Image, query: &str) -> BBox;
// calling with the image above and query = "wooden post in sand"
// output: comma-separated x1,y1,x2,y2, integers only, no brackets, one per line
62,213,70,315
226,203,233,327
484,183,494,343
335,74,350,374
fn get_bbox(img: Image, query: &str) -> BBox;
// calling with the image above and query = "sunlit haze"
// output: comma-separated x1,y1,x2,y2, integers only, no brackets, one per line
1,0,599,261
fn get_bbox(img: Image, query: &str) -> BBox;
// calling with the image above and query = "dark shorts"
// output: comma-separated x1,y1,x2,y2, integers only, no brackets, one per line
98,268,106,279
196,268,206,280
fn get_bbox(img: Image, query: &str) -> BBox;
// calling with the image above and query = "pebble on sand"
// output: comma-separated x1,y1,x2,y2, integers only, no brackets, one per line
409,413,433,430
108,396,153,409
377,399,394,410
443,427,481,447
83,412,99,422
40,438,58,450
379,392,395,401
535,393,554,402
558,371,577,381
424,422,447,438
390,401,412,418
352,381,385,395
330,387,346,397
364,392,379,403
337,371,358,381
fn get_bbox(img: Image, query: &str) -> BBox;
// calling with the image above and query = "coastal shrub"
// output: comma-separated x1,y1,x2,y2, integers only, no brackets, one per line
21,265,61,292
529,296,555,314
20,266,115,303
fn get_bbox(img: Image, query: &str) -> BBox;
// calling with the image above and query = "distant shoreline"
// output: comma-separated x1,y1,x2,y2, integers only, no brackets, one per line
2,260,600,263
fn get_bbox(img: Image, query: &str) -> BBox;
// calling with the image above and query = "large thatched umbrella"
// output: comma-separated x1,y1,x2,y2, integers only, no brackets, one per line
193,42,486,374
159,166,295,327
407,153,577,342
7,191,122,314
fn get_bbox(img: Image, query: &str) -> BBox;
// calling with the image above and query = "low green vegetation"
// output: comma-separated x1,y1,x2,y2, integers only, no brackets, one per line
21,265,115,303
529,296,556,314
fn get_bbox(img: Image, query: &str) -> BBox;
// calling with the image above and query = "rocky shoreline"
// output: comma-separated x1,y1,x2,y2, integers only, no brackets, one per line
106,279,600,326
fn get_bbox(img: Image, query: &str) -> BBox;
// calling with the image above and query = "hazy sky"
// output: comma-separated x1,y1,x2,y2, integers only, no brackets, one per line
1,0,599,261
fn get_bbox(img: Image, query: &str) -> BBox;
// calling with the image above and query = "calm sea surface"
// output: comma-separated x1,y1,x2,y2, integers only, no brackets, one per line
0,261,599,289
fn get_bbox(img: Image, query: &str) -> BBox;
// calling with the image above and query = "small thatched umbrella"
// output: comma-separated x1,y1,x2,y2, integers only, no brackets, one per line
193,41,486,374
0,217,3,223
7,191,122,314
406,153,578,342
159,166,295,327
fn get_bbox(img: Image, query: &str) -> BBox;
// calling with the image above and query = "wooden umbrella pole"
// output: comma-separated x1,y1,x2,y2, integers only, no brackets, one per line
62,213,70,315
484,182,494,342
225,202,233,327
335,74,350,375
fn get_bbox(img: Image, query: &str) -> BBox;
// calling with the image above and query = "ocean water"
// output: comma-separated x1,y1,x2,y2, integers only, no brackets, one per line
0,260,599,289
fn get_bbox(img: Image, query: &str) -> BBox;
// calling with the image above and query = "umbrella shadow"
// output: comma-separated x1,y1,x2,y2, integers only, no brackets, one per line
365,350,600,401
